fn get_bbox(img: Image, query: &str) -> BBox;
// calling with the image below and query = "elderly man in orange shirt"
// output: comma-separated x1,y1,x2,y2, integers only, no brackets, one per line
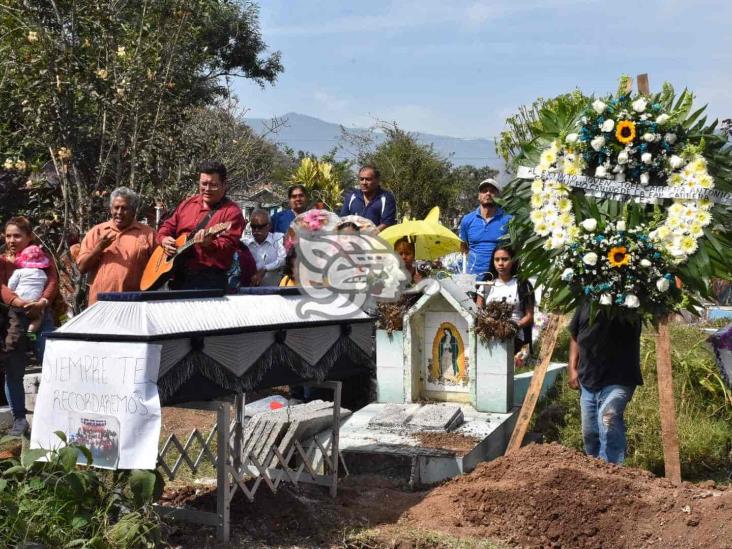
77,187,156,305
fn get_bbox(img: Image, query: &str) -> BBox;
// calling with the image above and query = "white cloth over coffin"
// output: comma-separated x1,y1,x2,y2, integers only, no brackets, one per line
55,294,373,381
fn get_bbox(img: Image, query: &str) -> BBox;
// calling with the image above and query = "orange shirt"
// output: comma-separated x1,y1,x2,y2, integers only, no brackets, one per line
78,220,156,304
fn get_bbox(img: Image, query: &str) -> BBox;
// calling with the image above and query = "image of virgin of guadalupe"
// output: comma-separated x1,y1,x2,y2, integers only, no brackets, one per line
438,328,459,382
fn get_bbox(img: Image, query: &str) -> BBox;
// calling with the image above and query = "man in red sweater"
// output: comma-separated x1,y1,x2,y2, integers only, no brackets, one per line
158,161,245,290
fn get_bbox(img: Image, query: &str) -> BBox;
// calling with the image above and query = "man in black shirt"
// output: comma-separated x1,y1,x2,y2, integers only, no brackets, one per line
568,301,643,464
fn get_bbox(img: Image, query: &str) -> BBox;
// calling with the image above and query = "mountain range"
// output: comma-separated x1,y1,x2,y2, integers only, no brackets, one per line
245,112,503,171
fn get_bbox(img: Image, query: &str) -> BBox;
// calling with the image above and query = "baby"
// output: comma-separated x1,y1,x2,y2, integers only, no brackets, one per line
8,244,49,334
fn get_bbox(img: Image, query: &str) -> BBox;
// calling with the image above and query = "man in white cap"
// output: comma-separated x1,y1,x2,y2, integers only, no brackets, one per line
459,178,512,280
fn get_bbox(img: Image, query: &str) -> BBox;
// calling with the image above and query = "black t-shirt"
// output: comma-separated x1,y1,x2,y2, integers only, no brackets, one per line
569,302,643,390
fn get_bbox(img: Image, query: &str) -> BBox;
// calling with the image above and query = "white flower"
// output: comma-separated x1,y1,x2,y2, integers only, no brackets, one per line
669,155,684,169
599,293,613,306
642,133,655,143
656,278,670,292
664,133,677,145
617,150,629,165
566,133,578,143
601,119,615,132
656,113,670,125
582,252,598,266
116,46,126,57
640,172,650,186
590,136,605,152
595,165,608,178
95,68,109,80
616,221,626,231
632,98,647,113
641,152,653,164
581,218,598,232
640,259,652,268
592,100,607,114
14,160,26,171
624,294,640,308
560,268,574,282
3,158,14,170
27,31,38,43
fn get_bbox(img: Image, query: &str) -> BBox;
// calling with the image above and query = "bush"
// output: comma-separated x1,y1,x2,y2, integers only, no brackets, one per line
534,323,732,480
0,433,163,548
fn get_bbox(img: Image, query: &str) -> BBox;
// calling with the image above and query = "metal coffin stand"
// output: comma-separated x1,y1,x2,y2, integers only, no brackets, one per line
155,381,346,542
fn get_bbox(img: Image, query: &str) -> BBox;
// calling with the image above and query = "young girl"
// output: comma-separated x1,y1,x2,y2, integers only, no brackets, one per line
8,244,50,333
477,245,534,362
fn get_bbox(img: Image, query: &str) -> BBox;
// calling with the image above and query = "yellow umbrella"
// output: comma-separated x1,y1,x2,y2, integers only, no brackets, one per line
379,206,461,260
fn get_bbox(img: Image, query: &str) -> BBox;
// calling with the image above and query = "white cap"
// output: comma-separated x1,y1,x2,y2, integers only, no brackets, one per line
478,178,502,192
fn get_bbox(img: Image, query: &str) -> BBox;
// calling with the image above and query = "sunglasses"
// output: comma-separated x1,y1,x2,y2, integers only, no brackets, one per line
250,223,268,230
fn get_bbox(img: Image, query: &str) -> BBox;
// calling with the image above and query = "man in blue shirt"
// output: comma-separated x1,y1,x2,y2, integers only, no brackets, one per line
340,165,397,232
270,184,308,234
459,178,511,280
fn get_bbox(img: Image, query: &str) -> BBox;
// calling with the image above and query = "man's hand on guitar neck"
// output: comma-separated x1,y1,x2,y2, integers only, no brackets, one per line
193,229,216,248
161,236,178,257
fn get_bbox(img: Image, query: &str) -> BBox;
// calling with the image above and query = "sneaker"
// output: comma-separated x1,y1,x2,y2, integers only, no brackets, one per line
8,417,29,437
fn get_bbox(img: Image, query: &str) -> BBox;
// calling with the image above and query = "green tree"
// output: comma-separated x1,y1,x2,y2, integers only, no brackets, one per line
358,123,458,220
289,156,343,210
0,0,281,236
0,0,282,310
450,164,499,223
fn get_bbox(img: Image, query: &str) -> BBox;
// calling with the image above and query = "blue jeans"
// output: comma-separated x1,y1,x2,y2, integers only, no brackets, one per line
3,310,55,420
580,384,635,464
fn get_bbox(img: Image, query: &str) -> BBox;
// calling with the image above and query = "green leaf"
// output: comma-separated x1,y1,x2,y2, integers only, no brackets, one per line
74,444,93,466
58,446,80,472
3,465,26,476
129,469,156,507
0,478,7,492
21,448,47,467
71,515,89,529
54,430,68,443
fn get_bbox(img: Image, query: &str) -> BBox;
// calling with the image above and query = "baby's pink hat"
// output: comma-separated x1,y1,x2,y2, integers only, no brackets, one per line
15,245,50,269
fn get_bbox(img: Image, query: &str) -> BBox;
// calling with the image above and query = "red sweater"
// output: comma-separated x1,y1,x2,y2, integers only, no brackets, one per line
157,195,245,271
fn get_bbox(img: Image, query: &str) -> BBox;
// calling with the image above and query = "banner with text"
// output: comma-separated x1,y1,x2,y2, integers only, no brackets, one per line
31,340,162,469
517,166,732,206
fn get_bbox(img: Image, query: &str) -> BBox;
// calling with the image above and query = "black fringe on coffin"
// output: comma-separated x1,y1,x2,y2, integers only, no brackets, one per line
313,334,373,379
157,350,246,402
158,334,375,400
238,340,307,391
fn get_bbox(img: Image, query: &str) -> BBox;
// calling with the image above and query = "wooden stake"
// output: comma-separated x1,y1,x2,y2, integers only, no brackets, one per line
637,73,650,95
506,314,564,454
655,315,682,484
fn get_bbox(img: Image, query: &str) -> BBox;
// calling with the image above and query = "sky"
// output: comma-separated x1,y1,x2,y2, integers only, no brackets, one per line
233,0,732,143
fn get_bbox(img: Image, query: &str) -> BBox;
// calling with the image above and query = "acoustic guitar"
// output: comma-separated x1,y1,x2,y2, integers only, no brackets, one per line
140,222,232,291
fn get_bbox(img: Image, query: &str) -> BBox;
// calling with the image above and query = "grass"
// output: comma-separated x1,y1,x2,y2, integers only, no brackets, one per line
534,321,732,481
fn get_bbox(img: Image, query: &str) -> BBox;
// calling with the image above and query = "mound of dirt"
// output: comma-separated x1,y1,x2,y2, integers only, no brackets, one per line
401,443,732,549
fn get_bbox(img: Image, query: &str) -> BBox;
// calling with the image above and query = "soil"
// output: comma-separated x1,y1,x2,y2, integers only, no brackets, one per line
415,432,481,456
400,442,732,549
160,441,732,548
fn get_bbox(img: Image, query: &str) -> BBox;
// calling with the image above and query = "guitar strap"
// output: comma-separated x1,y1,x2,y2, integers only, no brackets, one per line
186,198,227,241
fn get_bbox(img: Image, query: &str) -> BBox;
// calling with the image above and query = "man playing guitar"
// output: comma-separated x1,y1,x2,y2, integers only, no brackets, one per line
158,161,245,290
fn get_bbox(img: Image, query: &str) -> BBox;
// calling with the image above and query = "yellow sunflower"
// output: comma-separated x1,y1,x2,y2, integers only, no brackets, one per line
615,120,636,144
607,246,631,268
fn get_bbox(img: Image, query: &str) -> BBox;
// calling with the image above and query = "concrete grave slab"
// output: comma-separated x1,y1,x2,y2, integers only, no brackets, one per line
367,403,421,430
0,406,12,430
408,404,463,432
23,373,41,394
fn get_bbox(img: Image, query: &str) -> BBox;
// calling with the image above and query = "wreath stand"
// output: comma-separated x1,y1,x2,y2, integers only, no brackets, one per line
507,74,682,485
154,381,346,542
